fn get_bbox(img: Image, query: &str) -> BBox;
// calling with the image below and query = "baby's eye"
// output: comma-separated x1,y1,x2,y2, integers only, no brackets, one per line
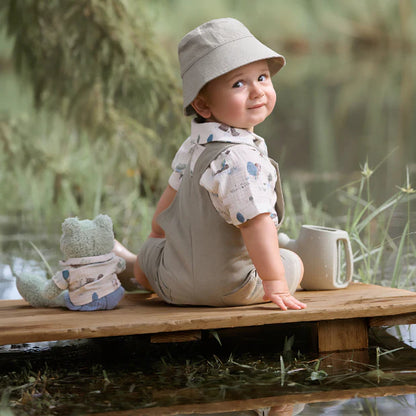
258,74,268,82
232,80,243,88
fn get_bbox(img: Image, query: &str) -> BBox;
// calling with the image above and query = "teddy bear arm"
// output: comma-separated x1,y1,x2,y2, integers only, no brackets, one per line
116,257,126,273
41,279,64,300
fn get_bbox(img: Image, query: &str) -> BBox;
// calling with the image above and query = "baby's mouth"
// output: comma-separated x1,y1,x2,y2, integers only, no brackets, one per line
248,103,265,109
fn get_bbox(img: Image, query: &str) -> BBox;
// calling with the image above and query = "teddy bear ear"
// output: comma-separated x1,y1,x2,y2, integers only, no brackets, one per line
93,214,113,231
61,217,81,235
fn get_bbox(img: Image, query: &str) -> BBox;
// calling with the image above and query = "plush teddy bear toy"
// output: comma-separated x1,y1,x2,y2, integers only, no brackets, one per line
16,214,126,311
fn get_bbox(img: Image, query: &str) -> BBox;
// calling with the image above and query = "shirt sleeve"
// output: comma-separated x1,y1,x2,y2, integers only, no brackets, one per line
167,136,194,191
200,144,278,226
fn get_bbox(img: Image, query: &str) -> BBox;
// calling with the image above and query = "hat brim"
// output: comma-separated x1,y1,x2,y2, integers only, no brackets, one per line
183,36,285,115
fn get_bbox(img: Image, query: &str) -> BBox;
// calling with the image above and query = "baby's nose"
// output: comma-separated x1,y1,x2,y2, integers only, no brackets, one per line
250,83,264,98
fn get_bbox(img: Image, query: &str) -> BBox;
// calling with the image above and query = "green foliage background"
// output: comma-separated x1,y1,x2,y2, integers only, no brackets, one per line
0,0,415,255
0,1,188,231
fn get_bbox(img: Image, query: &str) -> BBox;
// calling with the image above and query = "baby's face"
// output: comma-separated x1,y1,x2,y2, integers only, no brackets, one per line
194,60,276,131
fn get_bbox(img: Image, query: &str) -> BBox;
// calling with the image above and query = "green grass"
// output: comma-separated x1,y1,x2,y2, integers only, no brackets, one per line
342,163,415,288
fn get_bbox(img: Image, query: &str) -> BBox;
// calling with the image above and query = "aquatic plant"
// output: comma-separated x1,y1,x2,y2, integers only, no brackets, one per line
340,161,416,287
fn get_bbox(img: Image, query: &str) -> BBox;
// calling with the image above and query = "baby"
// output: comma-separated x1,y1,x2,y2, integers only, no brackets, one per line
116,18,306,311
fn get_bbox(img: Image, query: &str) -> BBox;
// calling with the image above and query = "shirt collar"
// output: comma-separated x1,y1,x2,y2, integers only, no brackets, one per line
60,252,115,267
190,119,267,150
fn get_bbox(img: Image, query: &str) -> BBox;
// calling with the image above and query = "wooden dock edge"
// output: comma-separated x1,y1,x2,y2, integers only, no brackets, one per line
147,312,416,353
2,283,416,351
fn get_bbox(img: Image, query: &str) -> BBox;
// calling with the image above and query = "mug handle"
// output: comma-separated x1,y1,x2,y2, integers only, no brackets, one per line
336,237,354,288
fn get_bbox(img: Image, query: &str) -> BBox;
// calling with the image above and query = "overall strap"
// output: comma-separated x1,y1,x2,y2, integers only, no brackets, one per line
192,142,236,180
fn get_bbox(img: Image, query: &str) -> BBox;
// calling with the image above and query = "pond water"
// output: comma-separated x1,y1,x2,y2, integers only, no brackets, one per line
1,36,416,416
1,325,416,415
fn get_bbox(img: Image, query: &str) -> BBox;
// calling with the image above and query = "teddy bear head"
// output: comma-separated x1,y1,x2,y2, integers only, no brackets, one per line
60,214,115,259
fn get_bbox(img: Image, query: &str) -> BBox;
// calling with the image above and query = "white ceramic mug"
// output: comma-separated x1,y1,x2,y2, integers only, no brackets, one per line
279,225,354,290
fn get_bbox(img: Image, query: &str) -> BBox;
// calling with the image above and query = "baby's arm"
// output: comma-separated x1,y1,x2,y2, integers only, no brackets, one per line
239,213,306,310
149,185,177,238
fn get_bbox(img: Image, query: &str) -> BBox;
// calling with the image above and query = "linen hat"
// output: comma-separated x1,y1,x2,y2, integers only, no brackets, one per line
178,17,286,115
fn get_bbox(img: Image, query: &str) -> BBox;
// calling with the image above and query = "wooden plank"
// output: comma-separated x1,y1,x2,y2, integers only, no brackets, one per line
318,318,368,352
370,312,416,327
1,283,416,346
90,384,416,416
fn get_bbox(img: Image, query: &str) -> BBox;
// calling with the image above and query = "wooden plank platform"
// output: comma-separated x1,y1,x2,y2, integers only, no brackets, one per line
2,283,416,352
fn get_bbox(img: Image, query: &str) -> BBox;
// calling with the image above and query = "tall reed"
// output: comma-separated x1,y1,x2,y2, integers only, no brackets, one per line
336,163,414,287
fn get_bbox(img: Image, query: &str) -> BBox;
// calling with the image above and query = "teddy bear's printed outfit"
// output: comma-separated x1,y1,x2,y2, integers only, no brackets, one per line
138,121,302,306
53,252,125,310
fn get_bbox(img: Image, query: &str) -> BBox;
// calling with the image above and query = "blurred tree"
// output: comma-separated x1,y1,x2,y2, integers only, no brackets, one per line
0,0,187,196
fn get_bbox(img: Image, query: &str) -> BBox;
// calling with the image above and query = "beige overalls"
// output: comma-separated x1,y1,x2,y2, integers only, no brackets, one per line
139,142,302,306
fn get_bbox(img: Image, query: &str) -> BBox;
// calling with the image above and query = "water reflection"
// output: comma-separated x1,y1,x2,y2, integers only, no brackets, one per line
0,219,61,300
2,329,416,415
0,264,20,300
0,256,51,300
128,392,416,415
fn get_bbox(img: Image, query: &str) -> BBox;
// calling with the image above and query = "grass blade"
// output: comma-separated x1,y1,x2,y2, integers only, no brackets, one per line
28,240,54,277
391,222,410,288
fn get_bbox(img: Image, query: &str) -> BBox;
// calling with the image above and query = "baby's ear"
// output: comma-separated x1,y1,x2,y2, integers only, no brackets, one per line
191,94,211,119
61,217,81,235
93,214,113,232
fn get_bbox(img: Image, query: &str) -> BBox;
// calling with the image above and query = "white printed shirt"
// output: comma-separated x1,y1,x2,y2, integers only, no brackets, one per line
168,120,279,227
52,252,124,306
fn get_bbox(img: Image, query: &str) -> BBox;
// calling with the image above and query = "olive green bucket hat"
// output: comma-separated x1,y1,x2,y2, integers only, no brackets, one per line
178,17,286,116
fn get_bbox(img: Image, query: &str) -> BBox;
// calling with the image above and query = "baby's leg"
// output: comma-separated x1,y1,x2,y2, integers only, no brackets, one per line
223,249,303,306
280,249,304,294
113,240,136,279
113,240,153,291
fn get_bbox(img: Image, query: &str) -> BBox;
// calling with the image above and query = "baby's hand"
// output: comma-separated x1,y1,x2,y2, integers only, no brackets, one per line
262,280,307,311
